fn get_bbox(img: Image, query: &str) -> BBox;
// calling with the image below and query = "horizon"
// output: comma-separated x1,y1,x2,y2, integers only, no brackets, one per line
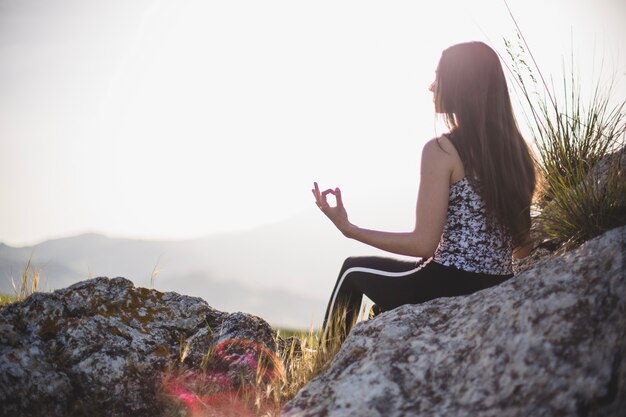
1,0,625,248
0,210,314,248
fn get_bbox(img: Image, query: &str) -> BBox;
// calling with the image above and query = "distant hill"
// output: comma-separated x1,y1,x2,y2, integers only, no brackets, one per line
0,210,409,329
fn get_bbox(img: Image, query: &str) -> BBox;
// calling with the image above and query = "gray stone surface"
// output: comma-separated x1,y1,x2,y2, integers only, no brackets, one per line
282,225,626,417
0,277,277,417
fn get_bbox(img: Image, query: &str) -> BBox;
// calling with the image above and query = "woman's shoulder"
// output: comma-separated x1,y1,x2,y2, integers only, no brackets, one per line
422,134,456,152
422,135,465,182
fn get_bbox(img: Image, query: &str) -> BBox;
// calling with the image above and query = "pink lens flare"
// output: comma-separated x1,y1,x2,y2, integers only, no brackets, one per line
163,382,258,417
163,338,285,417
213,338,284,382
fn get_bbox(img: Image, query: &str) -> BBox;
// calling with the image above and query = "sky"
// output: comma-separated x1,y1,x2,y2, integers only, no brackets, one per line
1,0,625,247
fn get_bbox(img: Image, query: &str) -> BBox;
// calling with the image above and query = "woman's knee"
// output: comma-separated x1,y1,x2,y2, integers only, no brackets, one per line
340,256,380,272
340,256,361,271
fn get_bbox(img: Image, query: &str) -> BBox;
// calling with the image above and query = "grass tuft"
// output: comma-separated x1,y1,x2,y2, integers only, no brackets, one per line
504,27,626,246
150,256,162,289
10,255,41,302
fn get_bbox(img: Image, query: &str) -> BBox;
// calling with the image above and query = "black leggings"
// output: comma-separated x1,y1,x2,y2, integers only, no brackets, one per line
322,256,512,338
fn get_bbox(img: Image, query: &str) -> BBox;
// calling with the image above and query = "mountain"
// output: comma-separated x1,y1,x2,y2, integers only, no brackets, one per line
0,210,408,329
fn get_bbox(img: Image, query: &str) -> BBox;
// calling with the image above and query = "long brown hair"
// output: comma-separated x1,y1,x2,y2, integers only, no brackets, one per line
436,41,536,246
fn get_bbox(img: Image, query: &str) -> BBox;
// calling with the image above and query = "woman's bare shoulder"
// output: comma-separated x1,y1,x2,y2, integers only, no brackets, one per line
422,136,458,164
421,135,464,182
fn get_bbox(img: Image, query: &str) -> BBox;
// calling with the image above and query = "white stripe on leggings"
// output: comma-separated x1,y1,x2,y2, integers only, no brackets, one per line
325,259,431,330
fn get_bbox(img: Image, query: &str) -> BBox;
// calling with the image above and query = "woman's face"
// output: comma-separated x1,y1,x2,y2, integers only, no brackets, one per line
428,79,437,94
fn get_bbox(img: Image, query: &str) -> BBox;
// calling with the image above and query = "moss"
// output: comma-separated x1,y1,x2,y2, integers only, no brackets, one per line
38,315,61,340
66,283,172,336
154,345,171,358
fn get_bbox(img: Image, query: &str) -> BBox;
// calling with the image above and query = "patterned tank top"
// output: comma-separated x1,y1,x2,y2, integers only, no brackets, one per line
432,177,513,275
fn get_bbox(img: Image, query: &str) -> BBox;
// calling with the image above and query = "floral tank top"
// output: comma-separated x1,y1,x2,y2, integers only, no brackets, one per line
432,177,513,275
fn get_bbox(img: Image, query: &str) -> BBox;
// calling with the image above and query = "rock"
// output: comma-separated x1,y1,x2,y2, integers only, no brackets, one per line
282,225,626,417
0,277,278,417
589,146,626,190
512,239,560,275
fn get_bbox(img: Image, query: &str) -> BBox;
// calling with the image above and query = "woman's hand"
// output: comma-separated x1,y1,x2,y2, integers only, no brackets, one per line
312,182,354,236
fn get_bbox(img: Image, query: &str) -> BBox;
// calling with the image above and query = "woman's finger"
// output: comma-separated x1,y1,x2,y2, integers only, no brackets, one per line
312,189,320,205
312,182,325,208
312,182,320,199
334,187,343,208
321,189,336,208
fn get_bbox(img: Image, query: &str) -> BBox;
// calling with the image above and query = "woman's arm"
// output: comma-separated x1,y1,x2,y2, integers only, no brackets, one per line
313,139,453,258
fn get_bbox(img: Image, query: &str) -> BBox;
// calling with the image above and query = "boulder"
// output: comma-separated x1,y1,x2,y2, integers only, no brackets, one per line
0,277,277,417
282,225,626,417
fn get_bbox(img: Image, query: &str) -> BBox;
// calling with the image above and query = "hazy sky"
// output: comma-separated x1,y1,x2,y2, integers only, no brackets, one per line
1,0,624,247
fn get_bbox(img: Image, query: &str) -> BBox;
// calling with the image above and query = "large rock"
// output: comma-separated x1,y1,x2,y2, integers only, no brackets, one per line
282,225,626,417
0,277,277,417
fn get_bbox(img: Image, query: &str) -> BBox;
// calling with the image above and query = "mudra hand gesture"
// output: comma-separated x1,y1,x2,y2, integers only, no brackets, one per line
312,182,353,237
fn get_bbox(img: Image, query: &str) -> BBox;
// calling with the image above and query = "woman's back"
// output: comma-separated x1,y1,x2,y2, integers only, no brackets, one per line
432,133,514,275
433,176,513,274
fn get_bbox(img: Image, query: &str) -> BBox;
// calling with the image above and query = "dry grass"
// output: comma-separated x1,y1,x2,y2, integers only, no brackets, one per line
150,256,162,289
0,257,41,307
0,293,16,306
275,310,352,405
10,256,41,302
160,305,353,417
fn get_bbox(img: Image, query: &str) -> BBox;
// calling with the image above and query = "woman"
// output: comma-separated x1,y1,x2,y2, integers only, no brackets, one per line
313,41,536,343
